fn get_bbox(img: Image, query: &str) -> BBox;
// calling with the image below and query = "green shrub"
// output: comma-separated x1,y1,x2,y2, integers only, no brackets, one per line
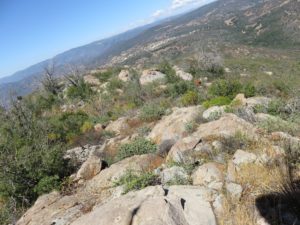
0,199,24,225
166,81,196,98
258,116,298,135
0,205,10,225
267,99,285,116
107,78,124,91
80,121,94,133
158,61,179,83
185,121,197,134
137,126,152,137
180,91,199,106
207,64,225,75
34,94,59,113
243,83,256,98
208,79,242,99
66,81,94,100
49,111,89,143
273,80,291,96
139,103,166,122
116,138,157,161
114,170,160,194
93,68,121,83
0,101,75,209
123,78,143,106
203,96,231,108
166,161,197,175
33,175,60,196
188,58,224,79
166,175,191,186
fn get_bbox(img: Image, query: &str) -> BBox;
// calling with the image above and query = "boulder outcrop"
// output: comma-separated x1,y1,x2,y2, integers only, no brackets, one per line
148,106,203,153
167,114,258,163
140,70,166,85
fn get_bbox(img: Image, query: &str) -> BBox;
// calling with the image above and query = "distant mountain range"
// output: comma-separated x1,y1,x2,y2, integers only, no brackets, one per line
1,0,299,104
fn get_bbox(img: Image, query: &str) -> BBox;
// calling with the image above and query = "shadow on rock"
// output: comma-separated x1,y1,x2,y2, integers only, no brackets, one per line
255,180,300,225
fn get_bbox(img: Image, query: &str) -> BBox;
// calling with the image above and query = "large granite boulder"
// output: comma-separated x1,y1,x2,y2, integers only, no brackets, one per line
17,154,163,225
148,106,203,154
192,163,224,191
140,70,166,85
105,117,131,135
173,66,193,81
84,154,163,195
71,185,217,225
167,114,258,163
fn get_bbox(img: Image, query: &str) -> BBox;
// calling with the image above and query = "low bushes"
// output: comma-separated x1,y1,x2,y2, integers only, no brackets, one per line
66,80,94,100
0,101,76,215
208,79,243,99
165,80,196,98
158,61,179,83
139,103,166,122
114,170,160,194
243,83,256,98
93,68,121,83
33,175,61,196
49,111,90,144
203,96,231,108
116,138,157,161
180,90,199,106
258,116,298,135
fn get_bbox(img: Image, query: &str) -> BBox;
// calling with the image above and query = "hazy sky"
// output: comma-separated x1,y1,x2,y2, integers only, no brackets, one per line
0,0,215,78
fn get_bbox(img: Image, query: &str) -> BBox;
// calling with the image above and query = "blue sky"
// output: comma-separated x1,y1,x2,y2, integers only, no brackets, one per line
0,0,214,78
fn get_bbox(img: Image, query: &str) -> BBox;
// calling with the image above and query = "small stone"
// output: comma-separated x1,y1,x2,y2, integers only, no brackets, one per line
232,150,257,169
118,70,132,82
192,163,224,191
233,93,247,105
213,194,225,216
226,182,243,200
76,155,102,180
94,123,104,133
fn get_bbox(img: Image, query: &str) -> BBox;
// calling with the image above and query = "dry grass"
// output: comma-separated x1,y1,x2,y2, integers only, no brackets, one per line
237,164,283,195
219,199,257,225
219,163,284,225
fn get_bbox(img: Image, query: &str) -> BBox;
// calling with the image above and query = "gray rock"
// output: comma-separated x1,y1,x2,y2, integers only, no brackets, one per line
148,106,203,150
173,66,193,81
213,194,225,216
76,154,103,180
168,186,217,225
192,163,224,191
202,106,225,121
167,114,259,164
64,145,103,165
226,182,243,200
270,132,300,154
70,185,217,225
118,70,132,82
161,166,189,185
246,97,272,109
232,150,257,170
140,70,166,85
105,117,130,135
234,106,257,124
